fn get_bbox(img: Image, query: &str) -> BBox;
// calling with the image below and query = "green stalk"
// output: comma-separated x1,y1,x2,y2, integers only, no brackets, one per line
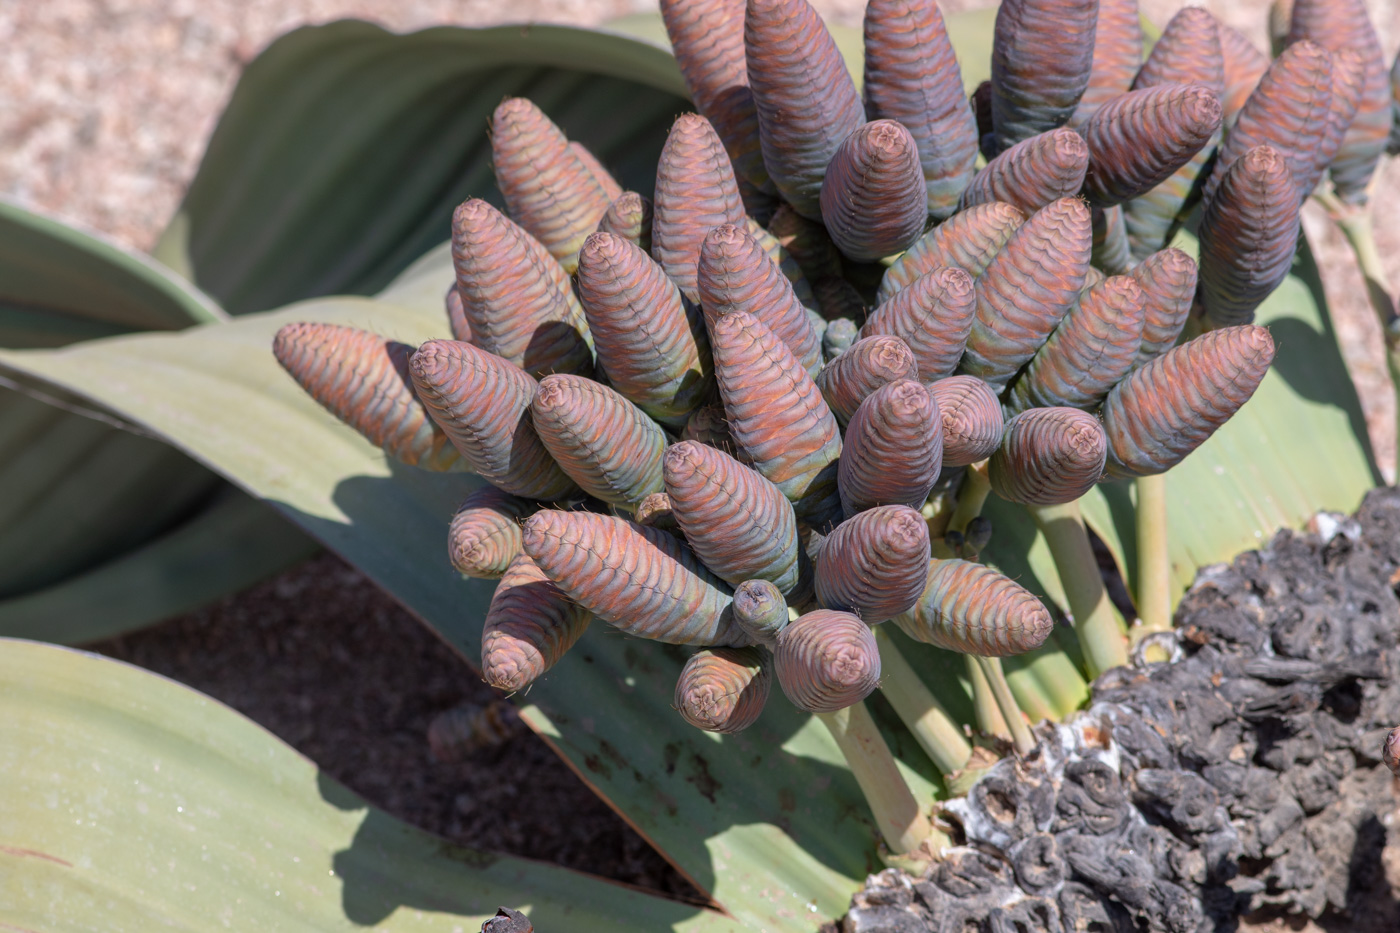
873,627,973,776
817,702,948,856
1027,499,1128,678
1133,472,1172,637
974,656,1036,755
965,653,1010,740
946,460,991,536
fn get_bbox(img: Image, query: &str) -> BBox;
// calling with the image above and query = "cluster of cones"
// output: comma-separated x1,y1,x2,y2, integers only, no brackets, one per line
272,0,1391,737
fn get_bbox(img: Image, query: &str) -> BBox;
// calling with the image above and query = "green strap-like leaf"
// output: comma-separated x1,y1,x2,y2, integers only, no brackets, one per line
0,637,735,931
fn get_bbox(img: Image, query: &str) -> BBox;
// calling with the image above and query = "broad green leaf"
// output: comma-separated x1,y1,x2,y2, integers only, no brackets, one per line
0,637,735,931
155,21,689,314
0,486,318,645
0,289,901,930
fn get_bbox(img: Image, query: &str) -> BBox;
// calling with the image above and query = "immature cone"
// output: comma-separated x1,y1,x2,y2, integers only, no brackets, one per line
448,486,537,579
768,204,844,283
960,198,1092,392
733,579,790,645
682,404,746,462
635,492,678,532
894,559,1052,657
660,0,773,194
652,114,747,300
409,340,577,501
569,142,623,202
1219,24,1270,126
1123,8,1225,259
273,323,461,471
675,646,771,733
816,335,919,426
1006,275,1146,414
664,441,801,594
1069,0,1144,125
928,375,1004,467
839,380,943,516
698,224,823,376
1298,48,1366,203
820,120,930,262
490,99,612,273
989,407,1107,506
1202,41,1332,208
1198,146,1301,330
1384,725,1400,777
710,310,843,523
960,128,1088,215
814,278,866,325
989,0,1099,153
1102,325,1276,478
450,199,593,380
862,266,976,383
522,511,746,646
1288,0,1393,203
745,0,866,219
743,218,816,306
597,192,653,254
531,375,667,510
862,0,979,218
815,505,931,622
878,201,1025,303
481,553,592,692
445,284,472,344
1082,85,1222,207
576,232,711,427
775,609,880,713
1130,248,1197,367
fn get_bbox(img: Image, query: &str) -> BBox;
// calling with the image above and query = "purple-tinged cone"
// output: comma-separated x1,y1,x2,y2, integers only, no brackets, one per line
448,486,537,579
660,0,774,194
481,552,591,692
490,99,613,274
816,335,919,426
675,646,771,733
1288,0,1393,204
710,310,843,523
409,339,578,501
445,283,472,344
862,0,980,219
839,380,943,517
576,232,711,428
1219,24,1270,127
1091,206,1131,276
596,192,653,255
1202,40,1332,208
960,128,1088,215
878,201,1024,304
1069,0,1143,126
531,375,667,510
635,492,678,532
1082,84,1222,208
768,204,844,284
733,579,789,645
1198,145,1301,330
775,609,880,713
820,120,930,262
273,322,462,472
928,375,1004,467
664,441,801,594
1130,248,1197,368
1297,47,1366,204
1007,274,1146,414
989,0,1099,153
652,114,747,301
894,558,1052,657
989,407,1107,506
698,224,823,376
862,266,975,383
681,404,747,463
745,0,865,219
450,199,594,380
522,511,747,646
815,504,930,622
569,141,623,202
959,197,1092,392
1102,325,1275,478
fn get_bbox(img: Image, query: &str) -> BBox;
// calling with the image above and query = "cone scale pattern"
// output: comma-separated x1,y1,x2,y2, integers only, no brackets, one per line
815,335,919,426
273,322,461,472
1219,23,1270,126
862,266,975,383
597,192,653,254
989,406,1108,506
733,578,790,645
652,114,748,301
820,120,930,262
960,128,1088,216
1103,325,1276,478
878,201,1025,303
928,375,1004,467
481,553,592,692
1070,0,1144,126
448,486,537,579
775,609,881,713
894,559,1052,657
1082,84,1222,208
1130,248,1197,367
675,646,771,733
838,380,943,516
989,0,1099,153
815,504,930,622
